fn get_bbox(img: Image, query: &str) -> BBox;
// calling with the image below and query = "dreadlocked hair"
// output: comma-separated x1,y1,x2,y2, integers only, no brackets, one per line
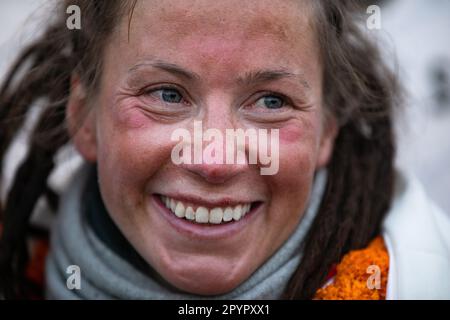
0,0,400,299
285,1,400,299
0,0,136,299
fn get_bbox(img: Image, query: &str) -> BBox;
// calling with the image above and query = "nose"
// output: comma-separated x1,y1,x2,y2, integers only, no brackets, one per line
179,95,249,184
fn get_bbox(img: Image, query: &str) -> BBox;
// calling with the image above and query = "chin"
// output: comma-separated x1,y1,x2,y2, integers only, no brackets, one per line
154,255,249,295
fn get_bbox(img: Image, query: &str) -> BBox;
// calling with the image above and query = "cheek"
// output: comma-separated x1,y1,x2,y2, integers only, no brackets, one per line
278,121,320,165
96,106,173,198
270,122,320,208
276,144,315,197
278,123,303,144
263,133,317,248
117,107,150,129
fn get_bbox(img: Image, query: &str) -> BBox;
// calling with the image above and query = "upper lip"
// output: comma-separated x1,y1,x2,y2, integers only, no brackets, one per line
156,193,259,208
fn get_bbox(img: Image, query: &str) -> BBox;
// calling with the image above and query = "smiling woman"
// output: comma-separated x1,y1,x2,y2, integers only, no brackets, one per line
0,0,449,300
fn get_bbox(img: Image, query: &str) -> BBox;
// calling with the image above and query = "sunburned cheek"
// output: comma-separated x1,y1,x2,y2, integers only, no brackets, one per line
114,105,151,129
276,124,318,174
278,125,303,144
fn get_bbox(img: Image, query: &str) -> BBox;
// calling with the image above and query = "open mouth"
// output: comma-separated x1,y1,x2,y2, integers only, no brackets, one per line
158,194,260,225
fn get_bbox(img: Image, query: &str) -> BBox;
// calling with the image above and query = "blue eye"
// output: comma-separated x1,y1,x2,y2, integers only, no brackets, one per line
256,95,285,109
151,88,183,103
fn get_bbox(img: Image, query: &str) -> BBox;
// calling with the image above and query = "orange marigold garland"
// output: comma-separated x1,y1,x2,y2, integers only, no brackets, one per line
314,236,389,300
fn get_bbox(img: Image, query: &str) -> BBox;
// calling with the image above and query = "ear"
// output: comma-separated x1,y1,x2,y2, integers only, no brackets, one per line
316,113,338,169
66,74,98,163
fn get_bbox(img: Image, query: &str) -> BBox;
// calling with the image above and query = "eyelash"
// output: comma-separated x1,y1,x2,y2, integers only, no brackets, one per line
143,85,190,105
251,91,291,110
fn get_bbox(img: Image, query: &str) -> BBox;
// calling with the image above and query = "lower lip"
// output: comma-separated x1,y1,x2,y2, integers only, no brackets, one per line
150,195,262,240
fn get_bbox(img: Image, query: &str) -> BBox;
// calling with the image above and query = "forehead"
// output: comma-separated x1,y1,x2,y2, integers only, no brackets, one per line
132,0,312,39
106,0,320,85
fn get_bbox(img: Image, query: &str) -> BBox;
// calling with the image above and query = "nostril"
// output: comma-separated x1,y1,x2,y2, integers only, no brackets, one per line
180,162,246,184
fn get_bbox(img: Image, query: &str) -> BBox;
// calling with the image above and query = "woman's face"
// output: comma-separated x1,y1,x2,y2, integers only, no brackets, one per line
70,0,336,295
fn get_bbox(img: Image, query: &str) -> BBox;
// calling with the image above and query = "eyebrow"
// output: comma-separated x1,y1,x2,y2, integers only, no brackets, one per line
128,60,200,81
238,69,310,90
128,60,310,90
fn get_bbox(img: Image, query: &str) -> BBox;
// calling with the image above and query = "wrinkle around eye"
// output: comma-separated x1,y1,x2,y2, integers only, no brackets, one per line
239,101,316,128
113,92,194,125
116,84,191,110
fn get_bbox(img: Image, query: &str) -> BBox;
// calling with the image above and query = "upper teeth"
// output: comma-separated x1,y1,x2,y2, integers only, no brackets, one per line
161,196,252,224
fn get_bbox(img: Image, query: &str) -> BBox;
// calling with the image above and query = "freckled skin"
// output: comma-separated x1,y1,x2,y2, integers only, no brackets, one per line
70,0,337,295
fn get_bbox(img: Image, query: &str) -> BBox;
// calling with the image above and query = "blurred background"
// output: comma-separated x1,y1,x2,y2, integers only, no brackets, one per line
1,0,449,216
